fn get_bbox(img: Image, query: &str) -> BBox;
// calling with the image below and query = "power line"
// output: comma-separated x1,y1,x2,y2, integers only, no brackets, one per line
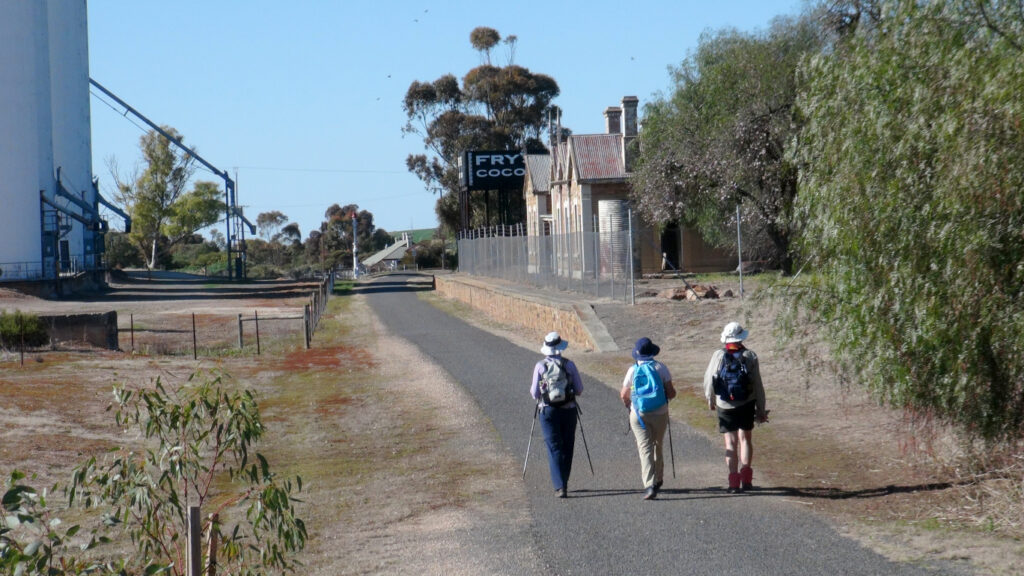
234,165,406,175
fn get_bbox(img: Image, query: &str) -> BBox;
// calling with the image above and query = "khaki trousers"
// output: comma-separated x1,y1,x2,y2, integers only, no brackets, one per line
629,409,669,489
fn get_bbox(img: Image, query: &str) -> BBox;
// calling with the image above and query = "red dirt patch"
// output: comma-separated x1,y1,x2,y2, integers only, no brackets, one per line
313,394,360,417
280,345,375,371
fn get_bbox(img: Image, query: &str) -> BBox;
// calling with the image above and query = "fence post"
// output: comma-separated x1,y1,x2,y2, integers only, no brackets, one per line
237,314,243,349
255,311,261,356
187,506,201,576
19,313,24,366
192,313,198,360
628,209,636,305
303,305,311,349
130,313,135,353
736,202,745,300
207,513,219,576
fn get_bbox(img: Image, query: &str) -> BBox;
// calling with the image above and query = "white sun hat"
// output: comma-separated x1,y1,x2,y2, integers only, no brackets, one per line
541,331,569,355
720,321,750,344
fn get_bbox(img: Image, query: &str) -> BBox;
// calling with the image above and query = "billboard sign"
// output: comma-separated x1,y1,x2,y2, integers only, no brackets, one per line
460,150,525,191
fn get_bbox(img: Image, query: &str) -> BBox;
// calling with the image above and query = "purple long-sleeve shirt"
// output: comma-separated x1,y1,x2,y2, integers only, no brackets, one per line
530,354,584,407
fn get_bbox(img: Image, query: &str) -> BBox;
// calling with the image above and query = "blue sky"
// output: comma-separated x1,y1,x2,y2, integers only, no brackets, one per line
87,0,802,240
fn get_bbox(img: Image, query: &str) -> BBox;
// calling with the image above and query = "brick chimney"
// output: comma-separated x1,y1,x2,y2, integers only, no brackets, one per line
621,96,639,171
604,106,622,134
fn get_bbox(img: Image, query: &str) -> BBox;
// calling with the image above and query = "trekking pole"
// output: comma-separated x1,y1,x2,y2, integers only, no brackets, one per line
667,417,677,479
575,404,595,476
522,403,540,480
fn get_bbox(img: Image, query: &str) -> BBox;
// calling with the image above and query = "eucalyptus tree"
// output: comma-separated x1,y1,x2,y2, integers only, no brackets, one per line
403,27,559,233
794,0,1024,441
631,13,825,273
318,203,389,270
257,210,289,240
112,127,225,269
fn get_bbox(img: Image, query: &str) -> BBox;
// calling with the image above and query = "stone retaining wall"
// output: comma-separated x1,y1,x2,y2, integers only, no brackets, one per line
434,275,594,351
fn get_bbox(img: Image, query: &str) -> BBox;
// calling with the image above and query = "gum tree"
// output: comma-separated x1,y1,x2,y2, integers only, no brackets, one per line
631,13,825,273
112,128,225,269
403,27,559,233
68,373,307,575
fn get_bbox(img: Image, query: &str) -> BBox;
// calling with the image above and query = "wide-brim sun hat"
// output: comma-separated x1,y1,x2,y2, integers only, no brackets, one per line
721,321,749,344
632,337,660,361
541,331,569,355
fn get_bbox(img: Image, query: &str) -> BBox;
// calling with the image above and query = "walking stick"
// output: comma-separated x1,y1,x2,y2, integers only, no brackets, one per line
575,404,595,476
522,403,540,479
667,416,677,479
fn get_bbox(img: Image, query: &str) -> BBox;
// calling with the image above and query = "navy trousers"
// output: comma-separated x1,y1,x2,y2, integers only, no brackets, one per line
539,404,578,491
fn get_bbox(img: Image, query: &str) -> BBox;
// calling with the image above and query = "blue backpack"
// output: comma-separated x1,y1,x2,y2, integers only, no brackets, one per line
631,361,667,413
714,350,751,402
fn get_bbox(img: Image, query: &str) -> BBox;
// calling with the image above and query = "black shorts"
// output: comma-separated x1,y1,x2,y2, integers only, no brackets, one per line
717,401,755,433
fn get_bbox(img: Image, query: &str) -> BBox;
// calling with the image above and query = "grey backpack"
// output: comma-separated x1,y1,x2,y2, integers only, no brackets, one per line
540,357,574,406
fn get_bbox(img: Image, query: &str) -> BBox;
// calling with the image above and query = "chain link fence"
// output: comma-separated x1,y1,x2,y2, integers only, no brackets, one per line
457,222,654,303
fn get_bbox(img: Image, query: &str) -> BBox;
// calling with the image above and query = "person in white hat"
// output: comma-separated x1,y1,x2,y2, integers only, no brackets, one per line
703,321,768,493
530,331,584,498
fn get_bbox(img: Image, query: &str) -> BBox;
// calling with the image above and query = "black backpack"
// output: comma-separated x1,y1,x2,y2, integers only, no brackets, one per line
714,350,750,402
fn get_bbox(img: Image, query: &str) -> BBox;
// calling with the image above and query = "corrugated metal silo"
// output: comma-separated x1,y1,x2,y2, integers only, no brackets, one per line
598,199,633,277
0,1,53,280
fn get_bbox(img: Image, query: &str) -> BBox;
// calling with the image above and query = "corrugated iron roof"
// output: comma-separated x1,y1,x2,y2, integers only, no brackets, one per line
361,237,408,267
524,154,551,192
570,134,625,181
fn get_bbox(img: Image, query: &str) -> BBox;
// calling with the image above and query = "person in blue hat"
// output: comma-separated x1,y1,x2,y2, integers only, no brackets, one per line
620,337,676,500
530,331,584,498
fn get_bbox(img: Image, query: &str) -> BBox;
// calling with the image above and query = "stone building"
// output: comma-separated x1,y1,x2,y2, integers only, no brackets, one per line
523,96,732,278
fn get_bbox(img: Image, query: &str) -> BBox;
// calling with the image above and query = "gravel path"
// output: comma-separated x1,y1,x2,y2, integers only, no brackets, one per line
363,272,966,576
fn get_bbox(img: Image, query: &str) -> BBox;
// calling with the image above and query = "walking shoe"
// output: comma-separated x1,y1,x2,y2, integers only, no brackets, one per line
555,488,567,499
727,472,741,494
740,466,753,491
643,486,657,500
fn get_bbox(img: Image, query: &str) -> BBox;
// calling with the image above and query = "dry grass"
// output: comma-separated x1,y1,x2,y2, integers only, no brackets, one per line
1,279,542,574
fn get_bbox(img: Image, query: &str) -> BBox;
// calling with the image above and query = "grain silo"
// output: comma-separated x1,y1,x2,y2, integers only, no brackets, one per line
48,0,99,274
0,0,104,289
0,1,53,281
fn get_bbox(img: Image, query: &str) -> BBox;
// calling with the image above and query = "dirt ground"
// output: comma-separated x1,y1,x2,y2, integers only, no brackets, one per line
1,271,1021,574
0,272,545,575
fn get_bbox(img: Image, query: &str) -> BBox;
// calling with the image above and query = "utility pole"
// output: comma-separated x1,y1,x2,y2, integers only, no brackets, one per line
352,211,359,279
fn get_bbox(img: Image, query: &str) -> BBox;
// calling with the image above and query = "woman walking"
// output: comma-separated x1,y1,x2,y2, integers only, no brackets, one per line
530,331,584,498
620,337,676,500
704,322,768,493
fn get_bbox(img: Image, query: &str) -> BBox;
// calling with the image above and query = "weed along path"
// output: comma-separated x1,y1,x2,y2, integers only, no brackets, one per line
361,272,966,576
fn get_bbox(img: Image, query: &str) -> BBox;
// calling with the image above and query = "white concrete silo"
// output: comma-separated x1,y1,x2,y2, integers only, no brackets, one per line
0,1,54,280
48,0,96,272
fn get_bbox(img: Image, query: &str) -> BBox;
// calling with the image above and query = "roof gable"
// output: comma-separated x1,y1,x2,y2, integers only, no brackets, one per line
524,154,551,193
569,134,624,181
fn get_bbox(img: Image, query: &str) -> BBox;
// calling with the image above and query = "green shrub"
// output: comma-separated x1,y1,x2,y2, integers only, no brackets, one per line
0,310,48,349
790,0,1024,442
